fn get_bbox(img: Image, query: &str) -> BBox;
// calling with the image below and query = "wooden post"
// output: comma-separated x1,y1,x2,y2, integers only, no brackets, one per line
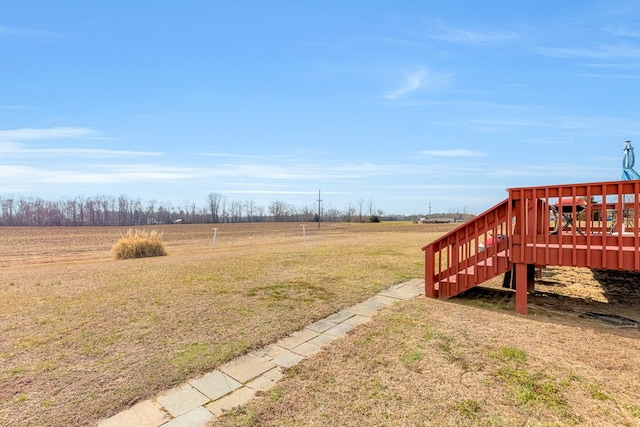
515,263,528,315
527,264,536,294
424,245,436,298
211,228,219,251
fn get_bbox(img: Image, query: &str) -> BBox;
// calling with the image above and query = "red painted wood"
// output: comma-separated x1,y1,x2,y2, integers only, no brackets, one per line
423,179,640,314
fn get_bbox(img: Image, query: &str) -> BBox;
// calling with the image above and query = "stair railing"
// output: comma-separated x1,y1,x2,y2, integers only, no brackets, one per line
423,199,512,298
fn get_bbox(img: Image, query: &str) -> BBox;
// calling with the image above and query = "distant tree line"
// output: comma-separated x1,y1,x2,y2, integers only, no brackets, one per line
0,193,384,226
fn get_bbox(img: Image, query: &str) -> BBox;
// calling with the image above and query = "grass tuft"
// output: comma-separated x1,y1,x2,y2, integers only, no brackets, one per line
489,346,527,364
452,398,483,421
489,346,569,412
269,388,282,402
112,228,167,260
584,381,611,401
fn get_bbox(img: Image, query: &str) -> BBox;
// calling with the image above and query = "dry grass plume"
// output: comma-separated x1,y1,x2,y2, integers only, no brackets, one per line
112,228,167,260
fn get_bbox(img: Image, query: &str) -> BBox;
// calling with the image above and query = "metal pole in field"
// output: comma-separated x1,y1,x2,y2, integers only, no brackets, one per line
211,228,219,251
300,224,306,241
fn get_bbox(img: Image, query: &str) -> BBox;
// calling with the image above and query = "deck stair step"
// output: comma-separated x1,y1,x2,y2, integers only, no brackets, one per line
423,199,512,299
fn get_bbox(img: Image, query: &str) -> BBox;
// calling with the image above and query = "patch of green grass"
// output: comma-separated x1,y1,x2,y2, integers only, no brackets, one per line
8,365,29,377
452,398,482,421
401,347,424,371
507,368,564,409
36,359,56,372
246,281,334,304
221,406,260,426
172,342,215,371
584,381,611,401
489,346,527,364
269,388,282,402
171,341,247,374
563,372,582,386
489,346,569,413
432,331,469,370
80,328,123,356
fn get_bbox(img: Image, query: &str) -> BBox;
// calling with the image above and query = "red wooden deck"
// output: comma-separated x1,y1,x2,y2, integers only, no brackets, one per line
422,180,640,314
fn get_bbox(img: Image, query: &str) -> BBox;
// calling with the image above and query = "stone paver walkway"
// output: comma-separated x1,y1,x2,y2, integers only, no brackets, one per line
97,279,425,427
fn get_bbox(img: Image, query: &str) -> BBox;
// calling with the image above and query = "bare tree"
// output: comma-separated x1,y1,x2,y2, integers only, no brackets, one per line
368,198,375,217
345,202,355,222
269,200,288,222
357,198,365,222
76,196,86,225
221,197,228,223
207,193,223,223
301,205,314,222
146,199,156,224
256,205,266,222
0,191,395,227
1,197,15,225
230,200,243,223
244,199,256,222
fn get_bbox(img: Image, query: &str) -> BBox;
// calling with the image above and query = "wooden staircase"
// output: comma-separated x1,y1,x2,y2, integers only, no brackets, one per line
422,180,640,314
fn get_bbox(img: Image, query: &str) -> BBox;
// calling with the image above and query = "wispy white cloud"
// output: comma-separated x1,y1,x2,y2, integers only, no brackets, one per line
536,43,640,59
0,159,410,190
528,137,571,145
384,68,449,100
0,164,198,185
486,163,611,178
225,189,321,196
422,21,521,46
0,127,161,158
419,149,484,157
604,26,640,38
0,105,28,110
472,118,539,132
383,183,502,190
0,26,61,41
211,161,404,180
202,152,240,157
0,146,162,158
0,127,96,142
384,69,428,100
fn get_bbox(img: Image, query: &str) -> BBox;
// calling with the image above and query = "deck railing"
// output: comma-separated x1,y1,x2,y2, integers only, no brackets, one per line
508,180,640,271
423,179,640,314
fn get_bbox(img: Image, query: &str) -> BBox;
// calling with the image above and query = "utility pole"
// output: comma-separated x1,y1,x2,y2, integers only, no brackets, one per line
428,201,432,216
317,189,322,229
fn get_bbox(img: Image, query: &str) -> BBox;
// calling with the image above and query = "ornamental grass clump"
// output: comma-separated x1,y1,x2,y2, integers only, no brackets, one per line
112,228,167,260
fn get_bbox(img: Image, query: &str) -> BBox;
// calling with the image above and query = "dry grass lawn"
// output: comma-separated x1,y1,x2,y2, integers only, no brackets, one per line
213,266,640,426
0,222,444,426
215,294,640,426
1,222,639,426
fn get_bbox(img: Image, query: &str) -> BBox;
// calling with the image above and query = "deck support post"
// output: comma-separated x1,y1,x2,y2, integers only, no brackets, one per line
424,245,436,298
515,263,529,315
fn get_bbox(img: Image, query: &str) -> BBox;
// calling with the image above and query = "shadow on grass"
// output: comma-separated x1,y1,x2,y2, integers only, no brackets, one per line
448,285,640,336
591,269,640,304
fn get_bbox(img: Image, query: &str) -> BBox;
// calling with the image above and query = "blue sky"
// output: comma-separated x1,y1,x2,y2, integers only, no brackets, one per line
2,1,640,215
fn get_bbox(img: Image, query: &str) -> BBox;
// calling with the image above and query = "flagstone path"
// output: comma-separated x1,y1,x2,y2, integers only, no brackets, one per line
98,278,425,427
